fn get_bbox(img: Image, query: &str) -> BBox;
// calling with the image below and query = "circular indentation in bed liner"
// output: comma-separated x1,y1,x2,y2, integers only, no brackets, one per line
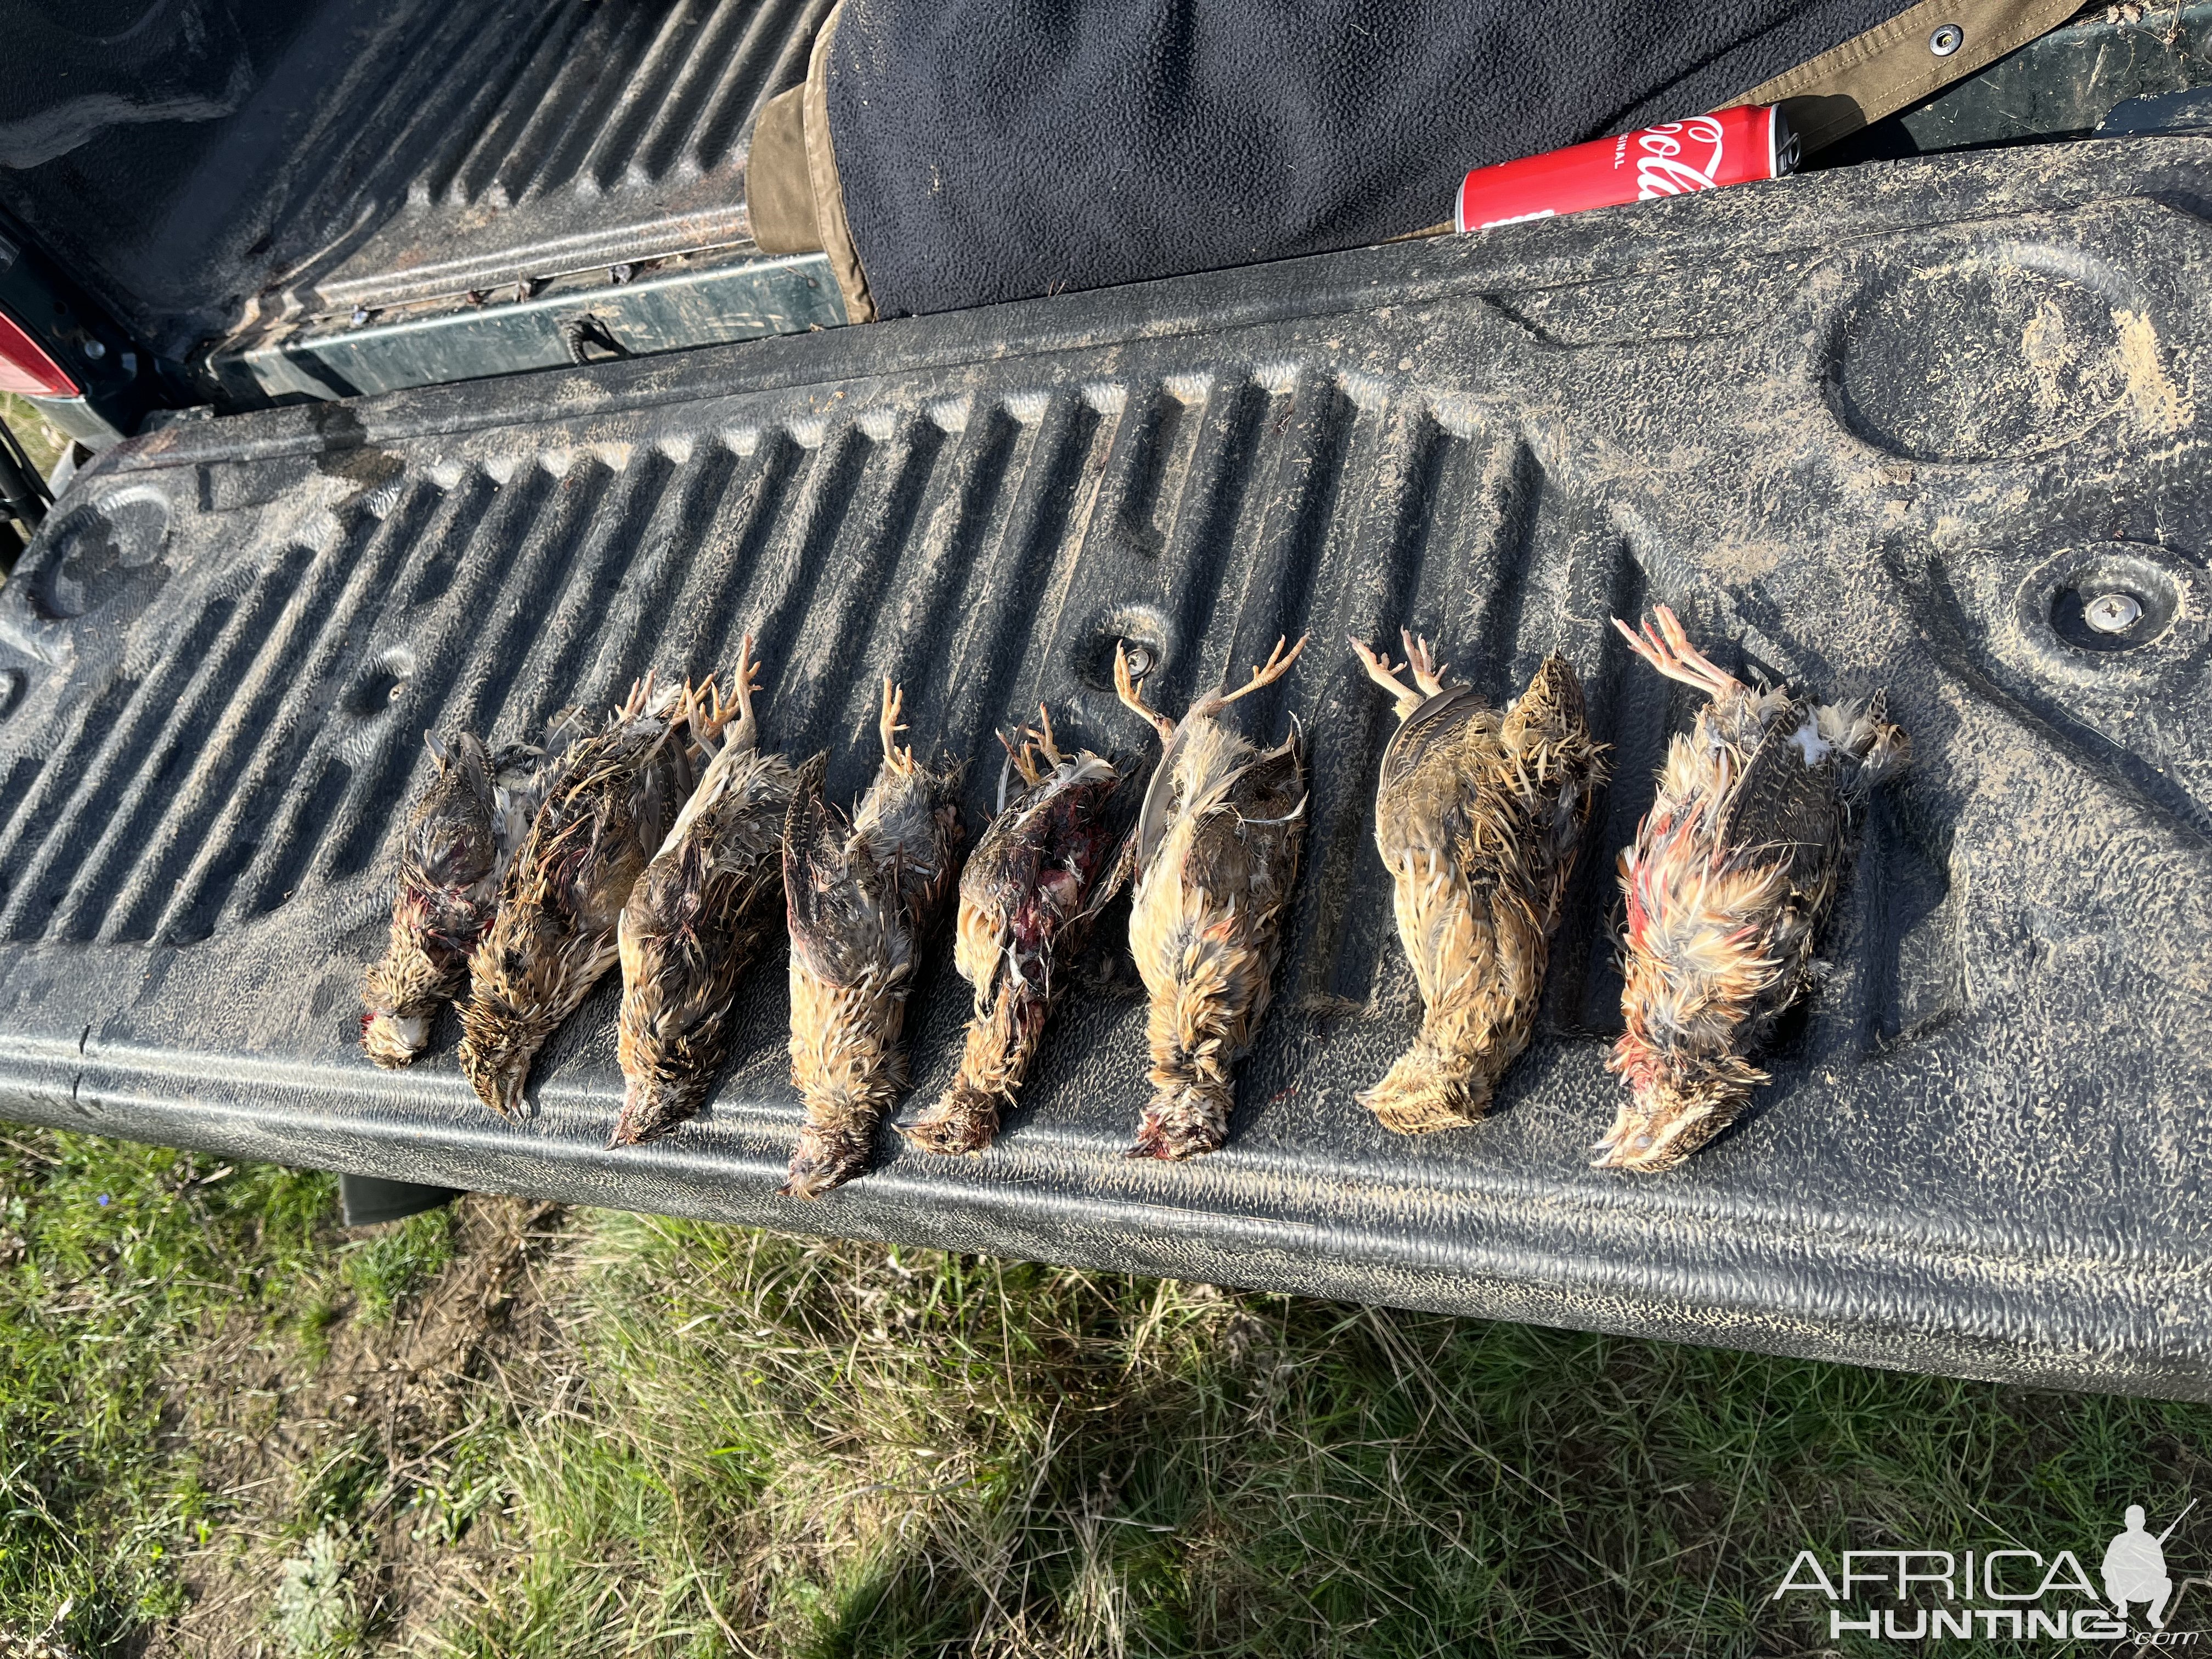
38,491,172,619
349,645,415,716
2010,541,2204,688
1830,254,2138,462
1081,604,1171,693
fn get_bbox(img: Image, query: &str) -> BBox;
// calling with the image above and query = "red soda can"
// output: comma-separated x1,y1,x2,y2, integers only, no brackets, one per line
1454,105,1798,233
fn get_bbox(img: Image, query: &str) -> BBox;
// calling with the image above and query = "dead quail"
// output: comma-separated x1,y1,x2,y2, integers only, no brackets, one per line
1114,634,1308,1160
612,639,816,1147
780,680,963,1198
458,674,700,1118
1349,632,1606,1132
360,722,574,1068
901,705,1126,1156
1599,605,1909,1172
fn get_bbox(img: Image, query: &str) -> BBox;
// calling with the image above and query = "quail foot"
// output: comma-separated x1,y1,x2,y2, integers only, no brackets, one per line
781,680,964,1197
1350,632,1605,1132
1599,606,1908,1172
1115,634,1308,1160
902,704,1126,1156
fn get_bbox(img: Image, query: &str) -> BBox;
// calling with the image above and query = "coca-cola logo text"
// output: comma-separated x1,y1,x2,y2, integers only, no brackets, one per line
1634,116,1726,199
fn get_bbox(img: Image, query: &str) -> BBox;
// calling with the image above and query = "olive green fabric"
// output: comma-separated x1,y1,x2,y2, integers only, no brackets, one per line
1739,0,2084,150
747,87,821,255
804,0,876,323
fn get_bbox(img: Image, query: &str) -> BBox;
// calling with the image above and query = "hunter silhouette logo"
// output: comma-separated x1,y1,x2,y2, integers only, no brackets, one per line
1773,1500,2210,1643
2106,1502,2195,1629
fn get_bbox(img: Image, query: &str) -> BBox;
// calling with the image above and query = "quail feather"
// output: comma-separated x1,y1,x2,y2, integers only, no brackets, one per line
1601,606,1908,1173
1114,634,1308,1160
901,704,1127,1157
780,680,964,1198
458,673,702,1118
612,637,820,1148
360,716,579,1068
1350,631,1605,1133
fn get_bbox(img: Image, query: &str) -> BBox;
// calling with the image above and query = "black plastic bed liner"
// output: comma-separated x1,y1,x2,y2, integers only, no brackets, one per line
2,134,2209,1397
1,0,833,386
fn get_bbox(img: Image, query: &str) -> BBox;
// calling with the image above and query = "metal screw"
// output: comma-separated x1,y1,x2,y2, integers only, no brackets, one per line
1121,642,1157,678
609,263,634,285
1928,22,1964,55
81,339,105,360
351,306,370,326
2084,591,2143,634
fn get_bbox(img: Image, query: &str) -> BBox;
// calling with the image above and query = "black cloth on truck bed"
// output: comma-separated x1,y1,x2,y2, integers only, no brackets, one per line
826,0,1913,317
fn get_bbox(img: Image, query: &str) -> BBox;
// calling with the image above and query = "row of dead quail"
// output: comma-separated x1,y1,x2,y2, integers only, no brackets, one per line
362,605,1903,1181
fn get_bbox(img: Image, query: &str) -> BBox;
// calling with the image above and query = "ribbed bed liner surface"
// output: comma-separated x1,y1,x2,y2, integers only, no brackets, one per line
280,0,832,318
0,0,828,360
2,136,2209,1395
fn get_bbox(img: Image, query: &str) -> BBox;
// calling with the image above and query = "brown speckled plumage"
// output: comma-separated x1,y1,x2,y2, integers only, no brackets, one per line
1350,633,1606,1132
458,674,701,1118
1115,634,1308,1160
902,705,1126,1156
612,639,814,1147
360,723,571,1068
780,680,963,1198
1601,606,1908,1172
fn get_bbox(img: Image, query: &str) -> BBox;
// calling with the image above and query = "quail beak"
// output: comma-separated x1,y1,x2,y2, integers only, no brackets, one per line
778,1122,871,1199
1126,1114,1223,1161
462,1047,531,1119
608,1079,668,1148
1589,1093,1686,1173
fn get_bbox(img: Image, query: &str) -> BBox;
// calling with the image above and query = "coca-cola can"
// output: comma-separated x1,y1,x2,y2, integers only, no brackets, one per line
1454,105,1799,233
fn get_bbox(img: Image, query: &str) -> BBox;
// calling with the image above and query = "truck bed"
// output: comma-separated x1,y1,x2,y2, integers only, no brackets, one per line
2,133,2209,1395
0,0,833,385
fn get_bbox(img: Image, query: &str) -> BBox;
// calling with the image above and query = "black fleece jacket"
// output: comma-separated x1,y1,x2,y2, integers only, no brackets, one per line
824,0,1919,317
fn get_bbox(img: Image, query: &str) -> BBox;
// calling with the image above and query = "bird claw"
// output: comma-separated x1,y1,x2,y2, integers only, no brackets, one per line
1400,629,1449,699
1114,642,1177,741
1350,633,1426,719
878,677,915,774
996,703,1065,803
1612,605,1741,701
1198,633,1308,718
731,632,765,725
1030,701,1066,770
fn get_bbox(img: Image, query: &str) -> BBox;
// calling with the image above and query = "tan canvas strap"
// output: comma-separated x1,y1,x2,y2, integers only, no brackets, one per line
747,86,819,256
1735,0,2084,151
805,0,877,324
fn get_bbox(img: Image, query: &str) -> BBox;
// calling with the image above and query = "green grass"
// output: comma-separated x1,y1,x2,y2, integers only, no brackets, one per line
0,1131,333,1649
338,1207,455,1326
0,394,69,478
3,1126,2210,1656
1,392,70,574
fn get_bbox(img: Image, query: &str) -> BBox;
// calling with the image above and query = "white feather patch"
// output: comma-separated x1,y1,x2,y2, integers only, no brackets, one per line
1787,716,1831,765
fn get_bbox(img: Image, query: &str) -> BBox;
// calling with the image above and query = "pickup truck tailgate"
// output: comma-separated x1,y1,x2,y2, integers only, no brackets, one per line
2,136,2209,1396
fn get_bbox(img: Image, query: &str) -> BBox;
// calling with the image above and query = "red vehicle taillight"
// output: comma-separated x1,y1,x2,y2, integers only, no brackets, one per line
0,310,78,398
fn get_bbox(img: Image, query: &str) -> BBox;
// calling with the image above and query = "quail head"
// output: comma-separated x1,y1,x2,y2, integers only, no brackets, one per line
458,674,701,1118
901,704,1126,1156
1600,606,1908,1173
1349,632,1606,1132
1114,634,1308,1160
780,680,964,1198
612,638,816,1147
360,723,570,1068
